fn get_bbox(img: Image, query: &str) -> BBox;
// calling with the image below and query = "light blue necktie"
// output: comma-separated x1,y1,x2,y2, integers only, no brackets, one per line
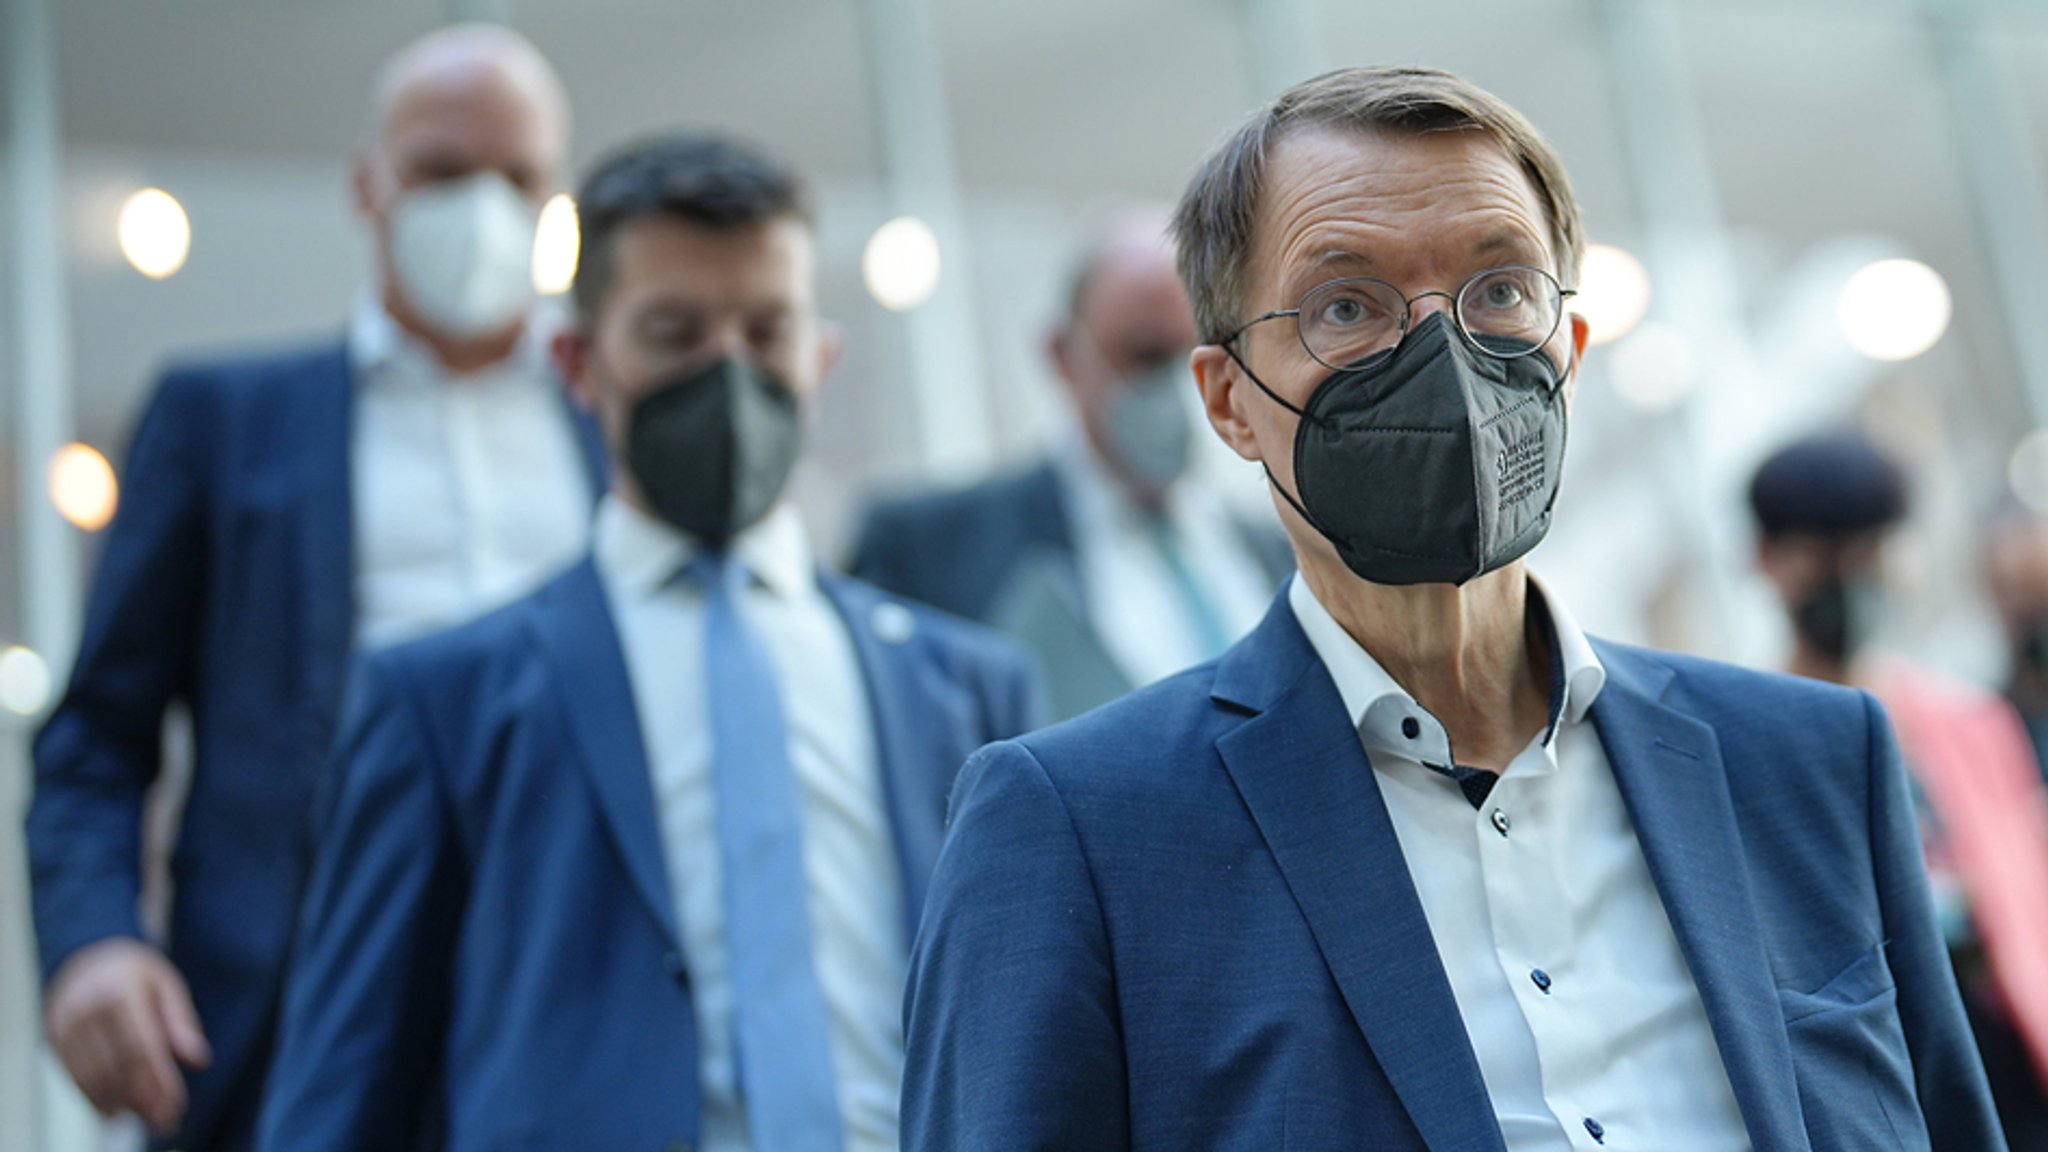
1146,517,1231,660
695,551,845,1152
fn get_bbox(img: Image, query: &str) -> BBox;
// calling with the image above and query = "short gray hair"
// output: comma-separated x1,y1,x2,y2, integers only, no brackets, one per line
1170,66,1585,345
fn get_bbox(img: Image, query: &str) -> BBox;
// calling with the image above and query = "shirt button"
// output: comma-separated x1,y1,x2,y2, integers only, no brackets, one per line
1530,968,1552,993
1401,716,1421,739
1490,808,1511,837
1583,1117,1605,1144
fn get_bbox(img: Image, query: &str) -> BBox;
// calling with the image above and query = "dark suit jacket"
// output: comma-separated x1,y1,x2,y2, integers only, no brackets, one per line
849,459,1293,718
904,592,2003,1151
25,339,605,1152
254,559,1045,1152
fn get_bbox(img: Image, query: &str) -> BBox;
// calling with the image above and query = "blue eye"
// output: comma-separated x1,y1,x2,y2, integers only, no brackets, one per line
1321,297,1365,326
1476,280,1526,311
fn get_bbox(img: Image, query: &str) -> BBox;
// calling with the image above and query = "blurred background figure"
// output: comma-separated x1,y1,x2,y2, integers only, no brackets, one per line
23,25,597,1152
256,132,1043,1152
14,1,2048,1149
1751,429,2048,1150
848,215,1289,719
1986,506,2048,788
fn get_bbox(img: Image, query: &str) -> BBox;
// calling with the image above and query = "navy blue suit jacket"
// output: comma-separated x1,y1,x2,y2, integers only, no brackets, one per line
256,558,1045,1152
849,460,1079,623
904,593,2003,1151
26,340,604,1151
849,460,1293,717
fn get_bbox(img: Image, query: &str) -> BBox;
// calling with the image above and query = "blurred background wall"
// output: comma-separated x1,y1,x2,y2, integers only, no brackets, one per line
11,0,2048,1146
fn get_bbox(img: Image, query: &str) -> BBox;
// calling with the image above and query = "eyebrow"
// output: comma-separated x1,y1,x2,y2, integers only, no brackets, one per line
1303,250,1374,277
1288,232,1548,290
1470,231,1544,264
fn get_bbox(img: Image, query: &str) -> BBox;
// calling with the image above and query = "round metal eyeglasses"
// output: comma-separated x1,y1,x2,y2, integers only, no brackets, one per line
1223,265,1576,369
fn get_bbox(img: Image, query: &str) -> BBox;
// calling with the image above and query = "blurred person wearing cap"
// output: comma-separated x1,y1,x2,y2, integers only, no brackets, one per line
904,65,2000,1150
26,25,603,1151
1752,431,2048,1150
848,216,1290,720
256,132,1044,1152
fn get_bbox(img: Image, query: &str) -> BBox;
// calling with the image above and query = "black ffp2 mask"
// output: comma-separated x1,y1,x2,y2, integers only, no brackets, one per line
1238,311,1569,586
625,356,802,545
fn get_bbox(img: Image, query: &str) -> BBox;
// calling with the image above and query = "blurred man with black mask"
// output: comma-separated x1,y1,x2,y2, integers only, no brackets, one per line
1752,429,2048,1150
257,132,1043,1152
28,25,603,1151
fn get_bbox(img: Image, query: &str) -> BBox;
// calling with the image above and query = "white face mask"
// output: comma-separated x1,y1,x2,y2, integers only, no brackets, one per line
1103,360,1195,493
385,171,539,340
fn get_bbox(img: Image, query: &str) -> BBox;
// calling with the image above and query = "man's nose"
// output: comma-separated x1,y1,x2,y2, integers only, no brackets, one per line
705,322,750,361
1407,290,1456,325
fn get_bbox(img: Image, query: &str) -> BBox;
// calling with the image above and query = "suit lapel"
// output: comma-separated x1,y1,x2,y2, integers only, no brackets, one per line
532,560,681,949
1589,642,1810,1152
1213,602,1505,1152
300,343,357,736
820,575,942,947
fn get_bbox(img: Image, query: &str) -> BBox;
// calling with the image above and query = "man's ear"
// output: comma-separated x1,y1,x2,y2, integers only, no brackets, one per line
553,327,596,412
1045,322,1089,406
349,148,380,222
1563,311,1590,404
814,320,846,393
1192,344,1263,463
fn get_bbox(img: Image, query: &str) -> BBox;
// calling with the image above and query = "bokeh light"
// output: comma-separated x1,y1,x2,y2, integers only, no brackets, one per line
49,443,119,531
1837,258,1951,362
863,216,942,312
1605,321,1698,415
532,194,580,296
0,646,52,717
1574,244,1652,347
117,188,192,280
2010,429,2048,512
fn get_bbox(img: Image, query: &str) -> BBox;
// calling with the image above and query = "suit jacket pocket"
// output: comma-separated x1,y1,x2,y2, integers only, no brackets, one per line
1777,941,1929,1148
1778,940,1895,1025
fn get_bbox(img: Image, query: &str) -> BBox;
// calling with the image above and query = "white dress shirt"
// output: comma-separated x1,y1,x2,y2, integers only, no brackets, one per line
1056,438,1273,686
594,496,905,1152
1289,574,1751,1151
349,296,592,650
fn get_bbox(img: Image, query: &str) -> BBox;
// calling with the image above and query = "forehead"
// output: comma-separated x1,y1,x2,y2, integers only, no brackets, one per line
606,215,815,306
1080,242,1192,324
1249,124,1553,299
381,67,561,163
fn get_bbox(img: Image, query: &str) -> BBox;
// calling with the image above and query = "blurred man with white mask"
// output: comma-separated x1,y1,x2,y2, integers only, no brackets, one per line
27,24,602,1152
850,215,1290,720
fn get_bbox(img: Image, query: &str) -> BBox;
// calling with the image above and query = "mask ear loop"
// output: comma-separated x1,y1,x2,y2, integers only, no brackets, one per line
1221,340,1341,539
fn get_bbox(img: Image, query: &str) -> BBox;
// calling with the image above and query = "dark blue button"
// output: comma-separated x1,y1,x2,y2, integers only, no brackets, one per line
1531,968,1551,993
1583,1117,1605,1144
1401,716,1421,739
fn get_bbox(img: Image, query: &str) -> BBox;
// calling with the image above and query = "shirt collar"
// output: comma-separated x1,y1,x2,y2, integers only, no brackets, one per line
591,494,815,603
1288,571,1606,767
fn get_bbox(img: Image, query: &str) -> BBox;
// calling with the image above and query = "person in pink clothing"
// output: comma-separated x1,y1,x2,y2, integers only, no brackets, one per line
1751,429,2048,1150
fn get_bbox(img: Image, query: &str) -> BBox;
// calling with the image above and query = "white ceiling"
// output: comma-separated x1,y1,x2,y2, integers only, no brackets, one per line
15,0,2048,660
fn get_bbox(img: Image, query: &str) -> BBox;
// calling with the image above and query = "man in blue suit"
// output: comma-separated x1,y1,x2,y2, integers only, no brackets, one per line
904,66,2002,1150
848,216,1290,720
257,133,1044,1152
28,26,602,1152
